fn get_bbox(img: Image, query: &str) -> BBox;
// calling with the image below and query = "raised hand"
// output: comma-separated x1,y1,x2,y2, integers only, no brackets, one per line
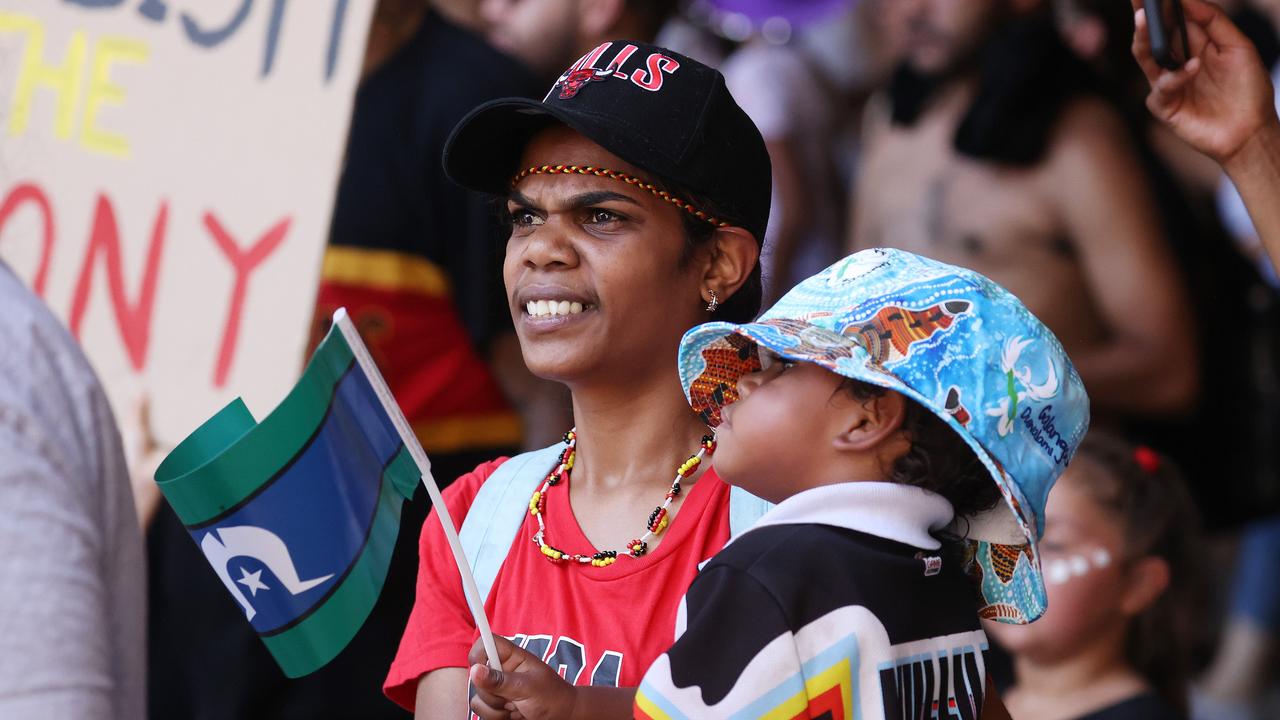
1131,0,1279,166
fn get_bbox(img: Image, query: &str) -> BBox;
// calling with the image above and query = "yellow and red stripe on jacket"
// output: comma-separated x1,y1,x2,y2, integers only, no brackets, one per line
309,246,520,455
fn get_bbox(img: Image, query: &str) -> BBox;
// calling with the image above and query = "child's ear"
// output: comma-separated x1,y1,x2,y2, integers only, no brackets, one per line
832,389,909,453
1120,556,1171,617
701,227,759,305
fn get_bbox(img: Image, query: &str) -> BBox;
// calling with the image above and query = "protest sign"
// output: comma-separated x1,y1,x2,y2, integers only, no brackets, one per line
0,0,374,444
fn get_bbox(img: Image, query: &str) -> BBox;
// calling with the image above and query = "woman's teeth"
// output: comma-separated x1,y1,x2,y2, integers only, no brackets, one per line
526,300,586,318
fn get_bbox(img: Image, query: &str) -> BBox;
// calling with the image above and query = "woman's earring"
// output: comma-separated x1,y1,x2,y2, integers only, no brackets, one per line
705,290,720,313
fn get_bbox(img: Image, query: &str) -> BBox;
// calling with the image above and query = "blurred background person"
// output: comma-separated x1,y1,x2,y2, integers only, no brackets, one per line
0,259,146,719
850,0,1198,423
668,1,849,301
986,435,1200,720
478,0,679,83
657,0,892,301
433,0,486,30
719,0,842,302
146,1,543,718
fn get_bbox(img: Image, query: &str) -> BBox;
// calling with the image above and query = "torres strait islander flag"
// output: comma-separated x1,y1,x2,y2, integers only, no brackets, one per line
153,309,421,677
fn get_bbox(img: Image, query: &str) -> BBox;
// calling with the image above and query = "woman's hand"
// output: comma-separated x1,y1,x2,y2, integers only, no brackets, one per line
1131,0,1280,167
467,636,578,720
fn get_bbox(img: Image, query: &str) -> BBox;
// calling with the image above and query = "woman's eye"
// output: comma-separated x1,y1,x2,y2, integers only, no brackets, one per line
778,360,797,371
587,209,622,225
508,208,542,227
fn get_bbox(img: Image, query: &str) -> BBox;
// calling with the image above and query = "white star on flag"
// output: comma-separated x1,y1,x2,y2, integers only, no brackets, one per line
236,567,270,597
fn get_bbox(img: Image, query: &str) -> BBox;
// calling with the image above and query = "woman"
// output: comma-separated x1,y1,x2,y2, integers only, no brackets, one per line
383,40,772,717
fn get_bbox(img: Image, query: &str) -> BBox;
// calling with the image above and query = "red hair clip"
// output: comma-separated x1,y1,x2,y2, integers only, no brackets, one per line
1133,446,1161,474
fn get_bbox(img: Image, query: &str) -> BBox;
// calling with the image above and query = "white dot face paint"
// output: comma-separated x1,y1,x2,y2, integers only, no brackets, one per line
1046,559,1073,585
1043,548,1114,586
1069,555,1089,576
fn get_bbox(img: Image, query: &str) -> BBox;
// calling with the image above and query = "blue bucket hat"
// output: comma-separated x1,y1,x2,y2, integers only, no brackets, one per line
678,248,1090,624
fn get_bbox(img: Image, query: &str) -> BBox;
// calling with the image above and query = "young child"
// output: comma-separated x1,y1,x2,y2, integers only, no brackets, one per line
984,433,1199,720
630,248,1091,718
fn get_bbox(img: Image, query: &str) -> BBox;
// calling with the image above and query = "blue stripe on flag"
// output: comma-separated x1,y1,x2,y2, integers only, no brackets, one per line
183,363,406,634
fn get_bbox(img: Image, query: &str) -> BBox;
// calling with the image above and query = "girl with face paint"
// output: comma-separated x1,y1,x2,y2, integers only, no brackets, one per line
984,433,1200,720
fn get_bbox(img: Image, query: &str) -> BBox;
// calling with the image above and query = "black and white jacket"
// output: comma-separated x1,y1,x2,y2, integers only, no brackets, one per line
635,482,989,720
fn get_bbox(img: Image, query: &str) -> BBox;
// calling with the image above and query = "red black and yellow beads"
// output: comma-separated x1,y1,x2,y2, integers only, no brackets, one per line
529,430,716,567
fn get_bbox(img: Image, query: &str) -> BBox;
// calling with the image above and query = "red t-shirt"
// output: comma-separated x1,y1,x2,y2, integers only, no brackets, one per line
384,457,733,711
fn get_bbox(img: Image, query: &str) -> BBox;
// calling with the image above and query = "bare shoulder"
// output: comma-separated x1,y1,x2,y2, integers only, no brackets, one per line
1037,95,1145,195
861,91,895,149
1045,95,1134,165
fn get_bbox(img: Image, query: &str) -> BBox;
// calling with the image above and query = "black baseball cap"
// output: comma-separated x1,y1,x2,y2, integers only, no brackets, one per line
443,40,772,242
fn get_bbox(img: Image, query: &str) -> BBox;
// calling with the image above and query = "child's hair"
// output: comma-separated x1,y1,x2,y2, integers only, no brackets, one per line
840,379,1001,519
1070,432,1201,717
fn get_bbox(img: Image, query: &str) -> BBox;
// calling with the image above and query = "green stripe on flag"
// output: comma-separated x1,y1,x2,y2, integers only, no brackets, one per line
260,444,414,677
155,330,355,526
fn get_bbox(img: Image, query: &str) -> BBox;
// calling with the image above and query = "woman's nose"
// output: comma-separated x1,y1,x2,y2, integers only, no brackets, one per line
520,221,577,270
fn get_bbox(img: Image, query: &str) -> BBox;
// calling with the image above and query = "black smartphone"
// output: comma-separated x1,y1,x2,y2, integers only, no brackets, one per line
1145,0,1190,70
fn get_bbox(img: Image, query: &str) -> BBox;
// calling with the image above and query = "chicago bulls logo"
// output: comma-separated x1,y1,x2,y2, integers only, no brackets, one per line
555,64,614,99
548,42,681,101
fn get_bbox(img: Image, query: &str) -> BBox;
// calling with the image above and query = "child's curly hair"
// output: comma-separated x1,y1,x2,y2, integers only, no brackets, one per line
840,379,1001,519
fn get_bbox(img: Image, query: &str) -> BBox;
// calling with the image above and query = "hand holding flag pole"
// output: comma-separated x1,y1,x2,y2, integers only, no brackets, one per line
332,308,503,671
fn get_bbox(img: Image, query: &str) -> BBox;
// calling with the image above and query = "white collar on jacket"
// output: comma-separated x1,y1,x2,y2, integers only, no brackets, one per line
740,481,955,550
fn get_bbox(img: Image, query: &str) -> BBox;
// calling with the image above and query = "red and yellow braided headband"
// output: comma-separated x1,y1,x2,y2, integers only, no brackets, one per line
511,164,729,228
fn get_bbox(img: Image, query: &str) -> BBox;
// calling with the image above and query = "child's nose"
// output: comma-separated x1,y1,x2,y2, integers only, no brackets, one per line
736,370,765,398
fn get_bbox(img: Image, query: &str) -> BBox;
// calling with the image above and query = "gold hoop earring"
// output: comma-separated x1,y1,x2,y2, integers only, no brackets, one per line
705,290,719,313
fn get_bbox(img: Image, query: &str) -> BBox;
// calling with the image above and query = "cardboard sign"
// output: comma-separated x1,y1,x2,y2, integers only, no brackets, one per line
0,0,374,445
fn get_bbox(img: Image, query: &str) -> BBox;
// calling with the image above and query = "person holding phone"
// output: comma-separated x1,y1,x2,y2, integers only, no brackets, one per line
1133,5,1280,719
1132,0,1280,267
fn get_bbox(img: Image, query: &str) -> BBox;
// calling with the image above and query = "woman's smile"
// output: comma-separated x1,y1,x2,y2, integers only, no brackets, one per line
514,284,599,334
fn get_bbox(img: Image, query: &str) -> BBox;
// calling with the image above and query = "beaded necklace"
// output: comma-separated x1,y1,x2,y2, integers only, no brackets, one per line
529,430,716,567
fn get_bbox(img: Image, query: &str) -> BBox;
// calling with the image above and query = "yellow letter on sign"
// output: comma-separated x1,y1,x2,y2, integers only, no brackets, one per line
81,37,148,158
1,13,86,141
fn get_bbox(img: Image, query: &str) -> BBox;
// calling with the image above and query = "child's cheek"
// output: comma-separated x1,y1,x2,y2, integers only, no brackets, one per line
1041,557,1121,631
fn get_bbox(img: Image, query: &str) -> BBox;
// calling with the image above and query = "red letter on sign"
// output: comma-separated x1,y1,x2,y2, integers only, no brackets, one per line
205,212,290,387
0,183,56,297
69,194,168,371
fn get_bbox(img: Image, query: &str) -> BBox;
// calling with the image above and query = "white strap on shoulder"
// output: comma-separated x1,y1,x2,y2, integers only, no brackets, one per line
458,443,564,604
729,485,773,537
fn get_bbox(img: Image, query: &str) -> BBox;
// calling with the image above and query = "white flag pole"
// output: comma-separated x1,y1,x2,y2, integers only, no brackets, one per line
333,308,502,671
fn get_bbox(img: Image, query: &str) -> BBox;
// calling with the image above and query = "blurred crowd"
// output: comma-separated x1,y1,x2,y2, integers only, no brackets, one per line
5,0,1280,718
